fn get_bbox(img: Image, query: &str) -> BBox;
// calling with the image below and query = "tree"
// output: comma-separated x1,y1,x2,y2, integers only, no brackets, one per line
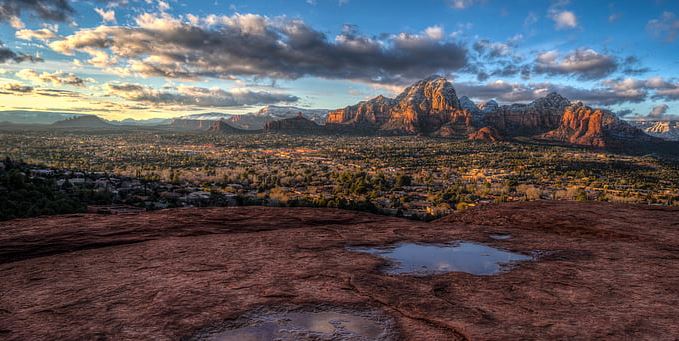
395,173,412,187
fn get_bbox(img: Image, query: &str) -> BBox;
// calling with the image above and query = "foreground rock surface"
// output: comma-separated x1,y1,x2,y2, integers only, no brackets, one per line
1,202,678,340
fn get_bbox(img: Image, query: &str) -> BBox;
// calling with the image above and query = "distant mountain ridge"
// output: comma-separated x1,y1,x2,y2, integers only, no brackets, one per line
0,111,86,125
630,120,679,141
173,106,329,130
51,115,113,129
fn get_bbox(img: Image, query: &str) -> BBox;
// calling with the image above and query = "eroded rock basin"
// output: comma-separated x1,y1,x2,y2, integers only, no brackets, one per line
350,241,533,276
2,202,679,340
189,307,397,341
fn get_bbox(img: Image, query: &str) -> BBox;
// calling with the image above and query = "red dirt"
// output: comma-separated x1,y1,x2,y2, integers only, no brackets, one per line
0,201,678,340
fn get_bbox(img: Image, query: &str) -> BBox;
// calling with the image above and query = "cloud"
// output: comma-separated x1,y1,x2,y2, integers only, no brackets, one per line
424,25,444,41
450,0,483,9
16,69,91,87
533,49,618,80
524,12,538,27
454,79,647,105
601,76,679,102
621,56,650,75
648,104,669,119
548,1,578,30
473,39,512,59
647,12,679,42
551,11,577,29
615,109,634,117
0,0,75,23
15,28,57,42
94,8,116,23
1,82,34,93
49,13,468,85
0,42,42,64
105,83,299,107
0,0,130,25
653,87,679,101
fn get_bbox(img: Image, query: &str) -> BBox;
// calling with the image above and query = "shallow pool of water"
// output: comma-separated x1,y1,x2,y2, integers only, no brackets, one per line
195,309,395,341
350,241,532,276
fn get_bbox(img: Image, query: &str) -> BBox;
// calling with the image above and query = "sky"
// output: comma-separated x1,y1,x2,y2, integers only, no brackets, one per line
0,0,678,120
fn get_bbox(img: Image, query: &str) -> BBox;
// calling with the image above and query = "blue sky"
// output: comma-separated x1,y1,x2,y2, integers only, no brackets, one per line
0,0,678,120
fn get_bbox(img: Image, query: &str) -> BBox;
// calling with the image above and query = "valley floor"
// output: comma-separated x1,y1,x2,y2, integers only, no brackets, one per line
0,201,678,340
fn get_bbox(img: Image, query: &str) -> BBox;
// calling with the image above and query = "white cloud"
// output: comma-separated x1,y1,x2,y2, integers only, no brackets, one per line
424,25,444,41
9,16,24,29
94,8,116,23
552,10,577,29
648,104,669,119
533,49,617,80
16,28,58,42
16,69,91,87
450,0,481,10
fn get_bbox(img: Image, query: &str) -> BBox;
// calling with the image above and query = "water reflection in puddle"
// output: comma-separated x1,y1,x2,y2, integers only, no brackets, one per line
350,242,532,276
195,309,395,341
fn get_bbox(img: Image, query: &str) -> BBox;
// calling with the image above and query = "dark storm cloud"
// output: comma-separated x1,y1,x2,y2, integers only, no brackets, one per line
50,13,468,84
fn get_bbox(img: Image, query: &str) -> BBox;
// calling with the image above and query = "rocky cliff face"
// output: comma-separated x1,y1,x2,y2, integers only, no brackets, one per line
324,76,677,152
327,76,463,134
326,95,394,128
542,103,657,148
459,96,480,114
637,121,679,141
326,78,573,138
479,100,499,114
384,76,462,133
481,93,570,136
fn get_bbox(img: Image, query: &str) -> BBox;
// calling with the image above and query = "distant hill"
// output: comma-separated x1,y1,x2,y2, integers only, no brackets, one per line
265,114,327,135
169,119,216,131
51,116,114,129
0,111,84,125
208,120,258,134
112,118,172,126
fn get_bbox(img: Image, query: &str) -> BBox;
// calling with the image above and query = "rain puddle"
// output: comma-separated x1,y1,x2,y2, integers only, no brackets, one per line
190,307,396,341
350,241,532,276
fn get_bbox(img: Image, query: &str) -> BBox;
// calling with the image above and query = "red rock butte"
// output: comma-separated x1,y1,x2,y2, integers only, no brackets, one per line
1,201,678,340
